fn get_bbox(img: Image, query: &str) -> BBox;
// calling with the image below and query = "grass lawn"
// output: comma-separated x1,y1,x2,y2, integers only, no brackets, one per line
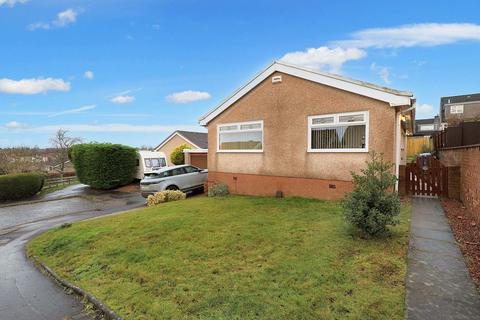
28,196,411,320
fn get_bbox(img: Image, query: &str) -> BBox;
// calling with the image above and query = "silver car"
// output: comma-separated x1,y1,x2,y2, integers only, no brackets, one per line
140,164,208,197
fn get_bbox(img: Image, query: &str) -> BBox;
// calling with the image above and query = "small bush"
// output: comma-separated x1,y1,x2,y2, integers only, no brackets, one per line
342,152,401,237
69,143,138,190
0,172,45,201
170,144,191,165
147,190,186,206
208,182,229,197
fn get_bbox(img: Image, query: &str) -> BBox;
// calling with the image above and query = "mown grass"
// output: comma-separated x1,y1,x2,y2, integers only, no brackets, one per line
28,196,411,320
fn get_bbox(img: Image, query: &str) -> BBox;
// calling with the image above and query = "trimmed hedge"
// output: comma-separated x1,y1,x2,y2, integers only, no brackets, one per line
69,143,138,190
0,172,45,201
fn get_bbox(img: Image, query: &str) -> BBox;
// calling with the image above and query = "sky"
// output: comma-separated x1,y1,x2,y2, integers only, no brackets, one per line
1,0,480,148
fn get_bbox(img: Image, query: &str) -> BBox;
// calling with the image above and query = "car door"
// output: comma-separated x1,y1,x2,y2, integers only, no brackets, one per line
183,166,204,187
170,167,189,189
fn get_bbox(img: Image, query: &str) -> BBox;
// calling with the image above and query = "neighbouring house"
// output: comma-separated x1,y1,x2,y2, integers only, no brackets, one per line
199,61,415,199
440,93,480,125
154,130,208,168
414,116,441,136
406,116,440,158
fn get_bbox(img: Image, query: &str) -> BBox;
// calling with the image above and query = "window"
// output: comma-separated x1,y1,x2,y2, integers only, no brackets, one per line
184,166,200,173
450,105,464,114
419,124,434,131
308,111,368,152
171,167,186,176
217,120,263,152
144,158,166,168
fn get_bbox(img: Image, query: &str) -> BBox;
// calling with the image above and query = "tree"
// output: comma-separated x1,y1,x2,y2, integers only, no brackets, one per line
342,152,401,237
170,144,191,165
50,129,81,179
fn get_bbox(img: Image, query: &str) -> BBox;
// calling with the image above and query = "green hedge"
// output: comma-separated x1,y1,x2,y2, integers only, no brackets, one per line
69,143,138,190
0,172,45,201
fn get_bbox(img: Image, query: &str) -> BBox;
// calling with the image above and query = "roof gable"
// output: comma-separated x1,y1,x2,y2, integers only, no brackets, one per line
199,61,414,126
155,130,208,151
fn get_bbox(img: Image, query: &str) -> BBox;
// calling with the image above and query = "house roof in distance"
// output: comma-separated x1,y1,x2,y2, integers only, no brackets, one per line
199,60,414,126
441,93,480,106
155,130,208,151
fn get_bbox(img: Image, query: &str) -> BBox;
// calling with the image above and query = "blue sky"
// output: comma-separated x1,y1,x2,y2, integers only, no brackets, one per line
1,0,480,148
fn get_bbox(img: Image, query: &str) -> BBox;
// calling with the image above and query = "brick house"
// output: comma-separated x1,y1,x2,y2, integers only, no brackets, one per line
199,61,415,199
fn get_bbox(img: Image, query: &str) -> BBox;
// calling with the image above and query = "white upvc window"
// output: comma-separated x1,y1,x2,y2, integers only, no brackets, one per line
217,120,263,152
450,104,464,114
308,111,369,152
419,124,435,131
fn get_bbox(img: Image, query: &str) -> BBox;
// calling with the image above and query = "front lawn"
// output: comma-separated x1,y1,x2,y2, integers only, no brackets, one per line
28,196,411,319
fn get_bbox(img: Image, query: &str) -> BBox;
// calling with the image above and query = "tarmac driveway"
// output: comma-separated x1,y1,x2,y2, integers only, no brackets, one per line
0,184,145,320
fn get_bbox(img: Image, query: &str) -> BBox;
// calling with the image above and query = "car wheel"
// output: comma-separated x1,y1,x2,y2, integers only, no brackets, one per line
166,185,179,191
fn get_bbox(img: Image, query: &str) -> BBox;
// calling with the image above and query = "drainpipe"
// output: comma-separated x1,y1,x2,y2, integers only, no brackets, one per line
395,111,401,192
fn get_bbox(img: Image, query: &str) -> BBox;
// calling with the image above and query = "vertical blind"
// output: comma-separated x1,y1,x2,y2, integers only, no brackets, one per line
310,112,367,150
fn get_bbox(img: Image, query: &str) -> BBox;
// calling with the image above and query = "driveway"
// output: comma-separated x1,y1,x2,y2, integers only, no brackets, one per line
0,184,145,320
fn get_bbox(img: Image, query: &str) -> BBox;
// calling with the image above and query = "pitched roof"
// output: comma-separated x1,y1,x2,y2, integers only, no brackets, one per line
199,61,414,126
155,130,208,151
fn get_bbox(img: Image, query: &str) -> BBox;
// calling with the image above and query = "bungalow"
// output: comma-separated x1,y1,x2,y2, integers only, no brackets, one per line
199,61,415,199
154,130,208,168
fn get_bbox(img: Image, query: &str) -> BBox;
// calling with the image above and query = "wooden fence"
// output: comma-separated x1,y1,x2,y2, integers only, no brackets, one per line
407,136,433,158
43,176,78,189
434,122,480,150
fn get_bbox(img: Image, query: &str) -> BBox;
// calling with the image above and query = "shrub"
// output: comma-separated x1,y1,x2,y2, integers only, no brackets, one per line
170,144,191,165
208,182,229,197
342,152,401,237
146,190,186,206
0,172,45,201
69,143,138,190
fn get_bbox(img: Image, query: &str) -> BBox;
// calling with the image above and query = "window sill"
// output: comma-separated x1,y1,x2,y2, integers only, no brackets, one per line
216,150,264,153
307,148,369,153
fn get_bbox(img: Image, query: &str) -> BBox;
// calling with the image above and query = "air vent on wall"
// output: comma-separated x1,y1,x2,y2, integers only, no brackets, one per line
272,75,282,84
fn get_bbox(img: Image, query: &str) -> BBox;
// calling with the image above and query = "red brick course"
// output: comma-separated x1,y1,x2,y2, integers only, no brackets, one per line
207,171,353,200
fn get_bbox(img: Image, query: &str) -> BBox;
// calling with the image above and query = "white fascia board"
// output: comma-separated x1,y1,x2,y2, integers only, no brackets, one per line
199,62,413,126
183,148,208,153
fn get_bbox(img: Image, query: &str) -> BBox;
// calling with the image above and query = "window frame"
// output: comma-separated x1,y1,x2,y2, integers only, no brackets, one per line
307,111,369,153
450,104,464,114
216,120,264,153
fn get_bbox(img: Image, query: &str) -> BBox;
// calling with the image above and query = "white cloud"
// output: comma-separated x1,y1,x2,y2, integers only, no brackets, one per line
28,8,78,31
111,95,135,104
370,63,391,84
53,8,77,27
280,46,366,73
10,123,203,133
166,90,211,104
48,105,96,117
0,0,28,7
5,121,27,129
84,70,94,80
332,23,480,49
0,77,70,94
416,103,436,118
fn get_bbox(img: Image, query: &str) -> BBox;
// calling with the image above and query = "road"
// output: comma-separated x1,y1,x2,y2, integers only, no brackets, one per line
0,184,145,320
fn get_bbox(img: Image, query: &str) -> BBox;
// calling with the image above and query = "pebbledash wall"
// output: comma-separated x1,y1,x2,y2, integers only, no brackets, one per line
206,72,403,200
439,145,480,222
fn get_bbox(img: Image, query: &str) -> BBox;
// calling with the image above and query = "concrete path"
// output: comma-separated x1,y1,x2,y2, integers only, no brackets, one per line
406,197,480,319
0,187,145,320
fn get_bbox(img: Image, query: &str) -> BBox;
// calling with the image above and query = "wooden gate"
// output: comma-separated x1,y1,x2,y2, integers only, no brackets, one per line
406,155,448,197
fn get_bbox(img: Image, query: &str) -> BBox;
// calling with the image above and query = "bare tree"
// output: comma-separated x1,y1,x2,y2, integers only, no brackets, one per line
50,129,81,179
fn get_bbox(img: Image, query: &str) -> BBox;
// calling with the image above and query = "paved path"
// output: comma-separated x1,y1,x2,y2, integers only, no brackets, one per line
406,197,480,319
0,186,145,320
